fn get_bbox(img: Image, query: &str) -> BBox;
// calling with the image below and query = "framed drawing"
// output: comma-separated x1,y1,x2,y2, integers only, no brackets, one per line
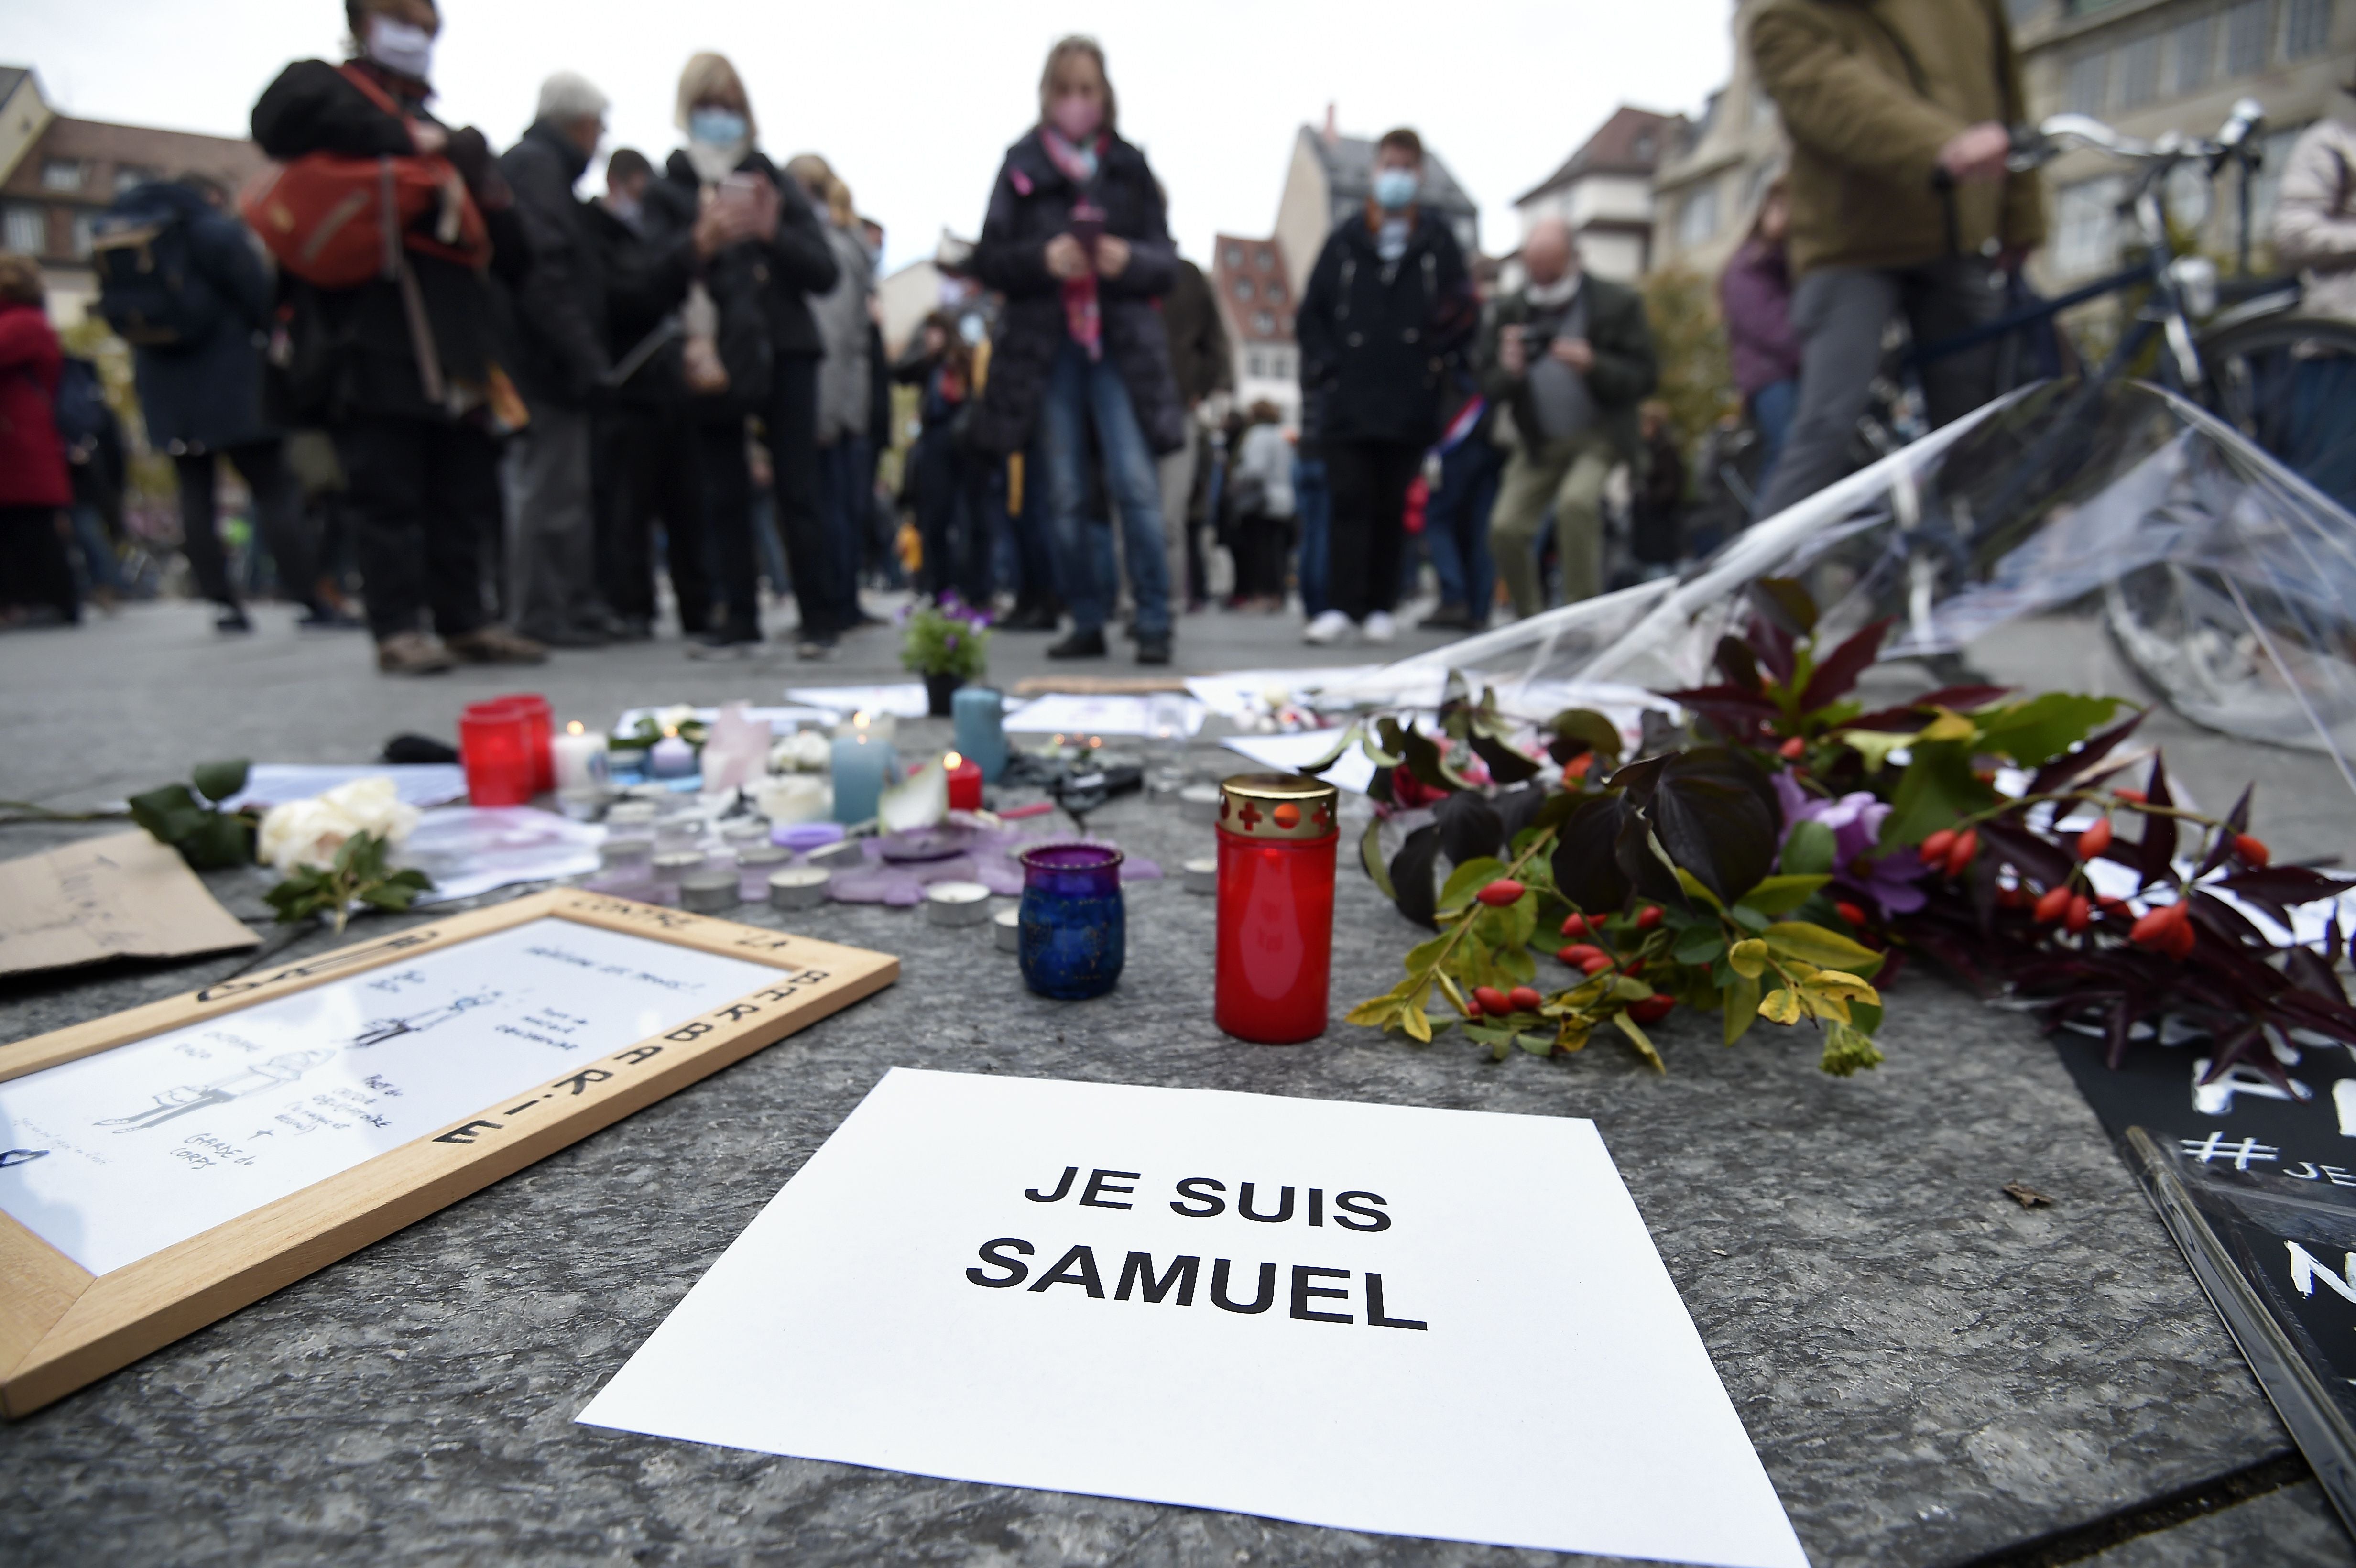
0,889,897,1417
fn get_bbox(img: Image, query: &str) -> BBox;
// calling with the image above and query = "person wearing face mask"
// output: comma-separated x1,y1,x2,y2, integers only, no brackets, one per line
783,155,875,637
967,35,1186,666
1295,127,1476,647
639,53,842,660
251,0,545,675
497,71,616,649
1481,216,1657,619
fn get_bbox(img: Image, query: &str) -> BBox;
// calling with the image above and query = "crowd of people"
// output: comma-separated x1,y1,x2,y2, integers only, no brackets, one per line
4,0,2353,663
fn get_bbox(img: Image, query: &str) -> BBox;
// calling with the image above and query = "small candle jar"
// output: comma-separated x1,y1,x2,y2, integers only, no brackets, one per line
1017,844,1125,1001
1214,773,1339,1045
942,751,984,812
648,734,698,779
831,727,898,824
459,703,535,806
493,693,555,794
951,686,1010,782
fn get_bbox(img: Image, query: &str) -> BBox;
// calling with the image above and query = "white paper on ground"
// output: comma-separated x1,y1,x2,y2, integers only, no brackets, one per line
577,1069,1807,1567
0,918,782,1276
224,764,468,812
1000,693,1207,738
1221,729,1381,794
1182,666,1382,717
784,683,932,718
615,704,837,736
403,806,604,904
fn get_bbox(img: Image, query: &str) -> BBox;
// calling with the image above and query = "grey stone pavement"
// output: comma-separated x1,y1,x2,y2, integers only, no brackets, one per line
0,594,2352,1568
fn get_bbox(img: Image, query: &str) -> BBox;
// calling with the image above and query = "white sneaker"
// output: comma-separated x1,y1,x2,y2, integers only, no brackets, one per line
1363,611,1397,645
1302,610,1355,646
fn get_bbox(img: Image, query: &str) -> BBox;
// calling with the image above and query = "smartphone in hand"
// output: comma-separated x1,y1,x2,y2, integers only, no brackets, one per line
1069,201,1106,259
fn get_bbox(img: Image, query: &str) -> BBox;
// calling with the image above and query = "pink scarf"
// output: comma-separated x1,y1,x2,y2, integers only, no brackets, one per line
1040,129,1107,360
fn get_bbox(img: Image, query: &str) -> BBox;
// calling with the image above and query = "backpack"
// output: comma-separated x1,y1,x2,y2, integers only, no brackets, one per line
239,64,491,289
90,197,223,348
51,357,111,456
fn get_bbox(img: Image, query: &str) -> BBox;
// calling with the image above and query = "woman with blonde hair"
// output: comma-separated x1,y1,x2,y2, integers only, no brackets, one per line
641,51,842,658
785,151,876,634
968,35,1185,665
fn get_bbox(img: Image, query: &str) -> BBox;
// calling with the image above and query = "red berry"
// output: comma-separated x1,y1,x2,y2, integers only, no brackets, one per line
2234,833,2270,867
1558,942,1605,967
2034,886,2072,924
1472,986,1510,1016
1627,995,1676,1024
1944,828,1979,878
1919,829,1957,867
1834,900,1868,927
1580,955,1614,976
2128,902,2189,950
1508,986,1544,1013
2077,818,2114,861
1564,753,1596,781
1778,736,1806,760
2065,894,2091,934
1477,878,1526,907
2114,787,2147,804
1625,959,1647,978
2167,918,2197,959
1561,914,1592,938
1635,905,1663,931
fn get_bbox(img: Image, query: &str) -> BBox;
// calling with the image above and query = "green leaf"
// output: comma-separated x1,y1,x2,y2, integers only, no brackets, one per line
1673,927,1728,966
1361,818,1396,902
1727,937,1769,979
1438,857,1508,916
1516,1032,1553,1056
1882,740,1999,847
1737,873,1832,915
1297,723,1363,776
1548,708,1625,768
182,812,254,871
1403,932,1452,972
190,760,251,804
1723,972,1761,1044
1611,1011,1665,1072
1762,921,1886,979
1496,945,1538,984
1780,818,1837,877
1728,904,1770,934
1971,693,2124,768
1673,867,1726,912
1837,730,1911,774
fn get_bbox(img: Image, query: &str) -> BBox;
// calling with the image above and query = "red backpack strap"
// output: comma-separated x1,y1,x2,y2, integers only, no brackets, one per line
335,62,419,150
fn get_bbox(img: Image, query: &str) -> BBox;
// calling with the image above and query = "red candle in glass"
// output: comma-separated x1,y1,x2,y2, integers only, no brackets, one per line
459,703,535,806
494,692,555,794
1214,773,1340,1044
944,751,983,811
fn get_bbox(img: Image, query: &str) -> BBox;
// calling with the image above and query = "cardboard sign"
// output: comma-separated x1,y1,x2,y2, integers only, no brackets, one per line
579,1070,1805,1567
0,831,257,979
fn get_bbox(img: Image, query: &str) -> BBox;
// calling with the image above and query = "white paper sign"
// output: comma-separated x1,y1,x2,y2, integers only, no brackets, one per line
1221,728,1381,794
1000,693,1207,738
578,1070,1805,1567
0,919,782,1276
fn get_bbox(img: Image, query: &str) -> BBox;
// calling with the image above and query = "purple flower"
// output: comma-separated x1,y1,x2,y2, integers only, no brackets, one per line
945,632,960,651
1774,774,1928,916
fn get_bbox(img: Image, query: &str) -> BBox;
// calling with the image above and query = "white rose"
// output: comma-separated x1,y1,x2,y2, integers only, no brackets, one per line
256,777,419,872
322,776,420,843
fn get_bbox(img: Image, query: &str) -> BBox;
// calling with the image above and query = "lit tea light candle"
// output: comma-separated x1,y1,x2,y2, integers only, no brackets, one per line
768,865,832,911
943,750,983,812
551,720,610,792
829,711,898,825
924,880,993,927
648,728,696,779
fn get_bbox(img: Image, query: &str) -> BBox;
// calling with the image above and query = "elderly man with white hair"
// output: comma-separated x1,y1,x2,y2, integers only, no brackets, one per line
498,70,617,647
1479,216,1658,619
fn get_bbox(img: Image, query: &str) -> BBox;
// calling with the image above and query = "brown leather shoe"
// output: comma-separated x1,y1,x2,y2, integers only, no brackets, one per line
376,631,456,675
444,626,548,665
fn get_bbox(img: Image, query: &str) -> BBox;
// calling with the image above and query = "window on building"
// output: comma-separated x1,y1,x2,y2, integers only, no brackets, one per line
1254,311,1276,336
112,164,156,196
2224,0,2272,75
1676,183,1720,250
2173,14,2215,94
1633,132,1654,160
1265,278,1285,302
69,211,95,259
1225,245,1244,269
1247,350,1267,379
2284,0,2332,56
2115,34,2162,107
2065,50,2109,114
40,158,82,192
1235,278,1255,302
3,205,44,254
1257,250,1273,271
2052,176,2123,276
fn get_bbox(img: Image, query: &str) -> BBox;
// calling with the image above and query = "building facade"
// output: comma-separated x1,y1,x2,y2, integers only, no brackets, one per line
1649,0,1789,283
1509,106,1686,283
1271,115,1482,299
0,66,267,325
1209,233,1298,425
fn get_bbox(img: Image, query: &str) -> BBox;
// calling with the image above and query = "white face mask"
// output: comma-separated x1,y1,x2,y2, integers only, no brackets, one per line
1526,272,1580,308
366,15,436,81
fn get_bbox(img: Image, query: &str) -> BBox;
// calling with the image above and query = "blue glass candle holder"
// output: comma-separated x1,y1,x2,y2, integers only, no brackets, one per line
952,686,1010,783
1017,844,1125,1000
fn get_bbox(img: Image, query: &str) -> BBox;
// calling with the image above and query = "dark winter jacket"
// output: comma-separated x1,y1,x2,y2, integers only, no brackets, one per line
251,58,531,422
1720,239,1801,398
112,179,278,452
1477,276,1658,465
967,127,1184,458
1162,258,1233,407
1296,210,1477,447
499,119,608,407
586,200,696,408
0,301,70,508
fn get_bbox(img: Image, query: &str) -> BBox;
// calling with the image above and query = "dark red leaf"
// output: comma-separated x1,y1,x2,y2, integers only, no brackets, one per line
1713,635,1763,695
1551,795,1634,916
1846,685,2016,731
2028,710,2148,797
2135,758,2177,887
1747,578,1818,638
1797,618,1893,714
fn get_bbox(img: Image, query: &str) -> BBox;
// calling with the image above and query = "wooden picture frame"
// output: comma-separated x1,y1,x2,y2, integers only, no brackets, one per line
0,889,897,1417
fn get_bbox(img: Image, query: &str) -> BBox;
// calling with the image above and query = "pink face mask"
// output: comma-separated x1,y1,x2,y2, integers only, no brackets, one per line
1049,94,1102,142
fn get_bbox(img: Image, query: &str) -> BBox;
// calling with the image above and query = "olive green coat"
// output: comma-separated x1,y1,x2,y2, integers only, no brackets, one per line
1750,0,2047,275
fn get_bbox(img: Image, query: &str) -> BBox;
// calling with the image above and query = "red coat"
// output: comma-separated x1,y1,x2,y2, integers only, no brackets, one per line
0,301,70,508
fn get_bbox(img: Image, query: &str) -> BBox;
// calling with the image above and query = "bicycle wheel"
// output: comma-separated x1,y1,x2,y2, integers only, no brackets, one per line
2197,313,2356,514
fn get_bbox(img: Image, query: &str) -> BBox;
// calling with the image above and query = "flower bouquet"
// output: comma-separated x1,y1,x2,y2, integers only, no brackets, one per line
902,594,992,716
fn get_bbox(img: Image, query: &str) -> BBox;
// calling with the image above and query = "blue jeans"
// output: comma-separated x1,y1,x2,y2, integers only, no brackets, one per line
1422,440,1500,622
816,436,871,625
1293,456,1331,616
1039,340,1169,636
751,489,788,598
1746,378,1799,514
67,501,122,596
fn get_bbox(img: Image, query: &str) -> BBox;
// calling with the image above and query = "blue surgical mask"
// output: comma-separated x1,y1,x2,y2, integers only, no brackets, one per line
1372,167,1419,212
365,15,435,82
689,107,748,148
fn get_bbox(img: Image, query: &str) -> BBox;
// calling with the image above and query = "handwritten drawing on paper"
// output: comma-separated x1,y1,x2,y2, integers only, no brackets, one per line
0,918,783,1276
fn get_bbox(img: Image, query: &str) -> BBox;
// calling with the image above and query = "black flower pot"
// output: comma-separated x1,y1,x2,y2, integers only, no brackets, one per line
925,672,966,717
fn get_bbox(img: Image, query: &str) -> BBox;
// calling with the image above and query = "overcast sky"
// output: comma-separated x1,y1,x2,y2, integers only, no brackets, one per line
10,0,1736,275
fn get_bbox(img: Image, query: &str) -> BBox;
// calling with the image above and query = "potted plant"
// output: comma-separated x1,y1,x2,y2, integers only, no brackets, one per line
901,594,993,716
